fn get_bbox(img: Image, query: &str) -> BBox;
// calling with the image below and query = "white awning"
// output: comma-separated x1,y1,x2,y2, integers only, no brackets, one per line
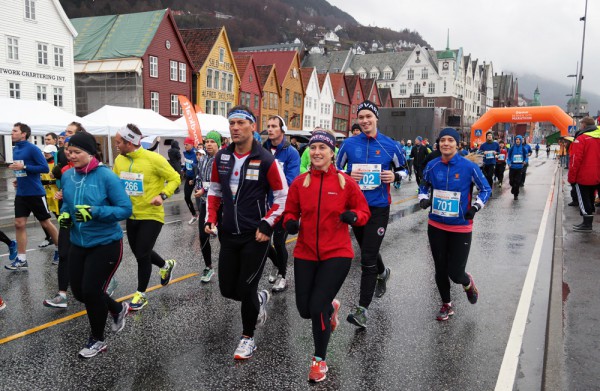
74,58,143,74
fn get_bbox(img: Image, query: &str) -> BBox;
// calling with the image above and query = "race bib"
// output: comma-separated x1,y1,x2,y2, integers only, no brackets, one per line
185,159,193,171
353,164,382,191
513,154,523,163
432,189,460,217
498,154,506,161
485,151,495,159
120,171,144,196
14,160,26,178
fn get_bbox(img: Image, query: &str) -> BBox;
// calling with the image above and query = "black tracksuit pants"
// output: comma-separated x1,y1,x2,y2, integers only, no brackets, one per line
126,219,166,292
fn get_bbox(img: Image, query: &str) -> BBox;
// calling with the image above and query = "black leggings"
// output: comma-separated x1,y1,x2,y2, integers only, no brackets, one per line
482,164,495,187
509,168,523,196
218,231,269,337
267,220,289,277
57,226,70,292
0,230,11,247
184,179,196,216
520,163,529,186
352,206,388,309
495,163,506,184
126,219,166,292
195,198,212,267
295,257,351,359
69,240,124,341
427,224,471,303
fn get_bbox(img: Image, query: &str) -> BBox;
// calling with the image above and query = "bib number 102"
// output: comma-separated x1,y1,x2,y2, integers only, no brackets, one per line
361,173,377,185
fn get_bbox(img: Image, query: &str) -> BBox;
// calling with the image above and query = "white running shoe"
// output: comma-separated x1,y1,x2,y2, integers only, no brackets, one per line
233,337,256,360
256,289,271,327
78,338,107,358
188,216,198,225
267,266,278,283
272,275,287,292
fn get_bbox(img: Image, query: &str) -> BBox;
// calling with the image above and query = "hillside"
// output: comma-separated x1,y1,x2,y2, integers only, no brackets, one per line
59,0,430,50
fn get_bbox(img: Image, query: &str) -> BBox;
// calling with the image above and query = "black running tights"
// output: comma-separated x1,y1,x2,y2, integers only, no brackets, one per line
126,219,165,292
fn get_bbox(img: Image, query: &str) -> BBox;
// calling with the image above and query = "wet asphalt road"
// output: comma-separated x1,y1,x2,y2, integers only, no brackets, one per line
0,157,574,390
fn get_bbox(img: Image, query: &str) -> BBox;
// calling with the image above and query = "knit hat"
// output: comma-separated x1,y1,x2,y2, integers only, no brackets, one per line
351,123,362,132
416,136,423,142
438,128,460,143
59,131,66,137
68,132,97,155
357,100,379,118
205,131,222,148
309,131,336,151
184,137,195,146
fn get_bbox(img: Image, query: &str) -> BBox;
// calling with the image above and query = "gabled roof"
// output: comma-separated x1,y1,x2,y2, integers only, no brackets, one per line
302,50,353,74
52,0,78,37
246,51,298,88
300,68,315,91
317,73,327,89
344,75,363,99
329,73,350,105
72,9,167,61
180,27,222,71
233,53,262,96
256,65,280,94
379,87,393,107
360,78,375,98
347,52,411,81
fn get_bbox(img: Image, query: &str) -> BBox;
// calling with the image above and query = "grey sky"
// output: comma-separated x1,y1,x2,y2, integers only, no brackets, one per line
328,0,597,101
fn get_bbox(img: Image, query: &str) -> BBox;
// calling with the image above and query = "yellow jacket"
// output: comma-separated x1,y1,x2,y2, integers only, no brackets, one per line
41,161,59,215
113,147,181,223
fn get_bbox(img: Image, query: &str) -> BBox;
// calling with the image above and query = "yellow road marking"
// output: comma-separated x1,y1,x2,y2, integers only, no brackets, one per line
0,272,199,345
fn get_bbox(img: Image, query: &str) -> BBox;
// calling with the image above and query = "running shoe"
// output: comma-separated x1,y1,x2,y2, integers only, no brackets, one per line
111,302,129,332
256,289,271,327
160,259,176,286
52,250,59,265
78,338,107,359
8,240,17,261
43,294,67,308
308,358,328,383
346,306,368,328
436,303,454,321
267,266,278,283
272,275,287,292
5,258,28,271
375,267,391,298
331,299,341,332
464,273,479,304
200,267,214,283
129,291,148,311
0,296,5,311
234,336,256,360
188,216,198,225
567,201,579,207
38,239,51,248
106,277,118,297
498,182,502,188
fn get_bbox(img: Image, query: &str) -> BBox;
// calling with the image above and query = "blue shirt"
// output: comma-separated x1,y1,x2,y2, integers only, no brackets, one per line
478,141,500,166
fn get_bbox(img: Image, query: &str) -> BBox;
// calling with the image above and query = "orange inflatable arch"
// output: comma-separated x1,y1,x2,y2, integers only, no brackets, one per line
470,105,573,147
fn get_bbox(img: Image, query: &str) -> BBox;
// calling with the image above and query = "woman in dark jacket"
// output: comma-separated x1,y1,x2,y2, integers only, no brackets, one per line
168,140,182,193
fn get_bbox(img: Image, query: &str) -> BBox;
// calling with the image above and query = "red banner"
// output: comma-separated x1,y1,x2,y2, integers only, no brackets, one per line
178,95,203,145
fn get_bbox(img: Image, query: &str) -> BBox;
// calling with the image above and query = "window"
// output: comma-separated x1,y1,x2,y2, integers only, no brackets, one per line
254,94,259,109
399,100,406,108
370,72,379,79
407,69,414,80
219,102,226,116
399,83,406,95
150,91,159,112
207,69,213,88
421,68,428,79
170,95,179,116
220,72,226,91
170,61,177,81
273,94,278,109
428,82,435,94
25,0,36,20
149,56,158,77
263,94,268,109
205,100,212,114
249,74,253,83
443,81,447,93
357,91,361,100
427,99,435,108
411,99,420,108
383,71,392,79
219,48,225,63
53,46,64,67
214,71,220,90
285,89,290,104
340,87,344,97
359,72,366,79
414,83,420,94
7,37,19,60
36,85,46,101
53,87,63,107
9,82,21,99
37,43,48,65
228,74,233,92
179,63,186,82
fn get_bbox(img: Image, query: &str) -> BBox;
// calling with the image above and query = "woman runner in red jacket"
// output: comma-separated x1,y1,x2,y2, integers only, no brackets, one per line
283,130,370,383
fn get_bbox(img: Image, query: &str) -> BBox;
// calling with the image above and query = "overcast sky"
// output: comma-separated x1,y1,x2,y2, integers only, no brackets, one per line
327,0,597,99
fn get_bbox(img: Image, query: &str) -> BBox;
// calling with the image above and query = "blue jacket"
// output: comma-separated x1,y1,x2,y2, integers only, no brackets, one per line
183,149,198,179
262,139,300,186
507,143,528,169
419,153,491,227
404,145,413,159
478,141,500,166
61,165,132,248
523,143,533,157
13,140,49,196
336,130,407,208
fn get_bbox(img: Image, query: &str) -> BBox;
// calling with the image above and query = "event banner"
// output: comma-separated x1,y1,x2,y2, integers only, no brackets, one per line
178,95,203,145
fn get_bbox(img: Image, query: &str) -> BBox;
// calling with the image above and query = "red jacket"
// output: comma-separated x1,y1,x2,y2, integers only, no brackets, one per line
283,164,370,261
568,127,600,185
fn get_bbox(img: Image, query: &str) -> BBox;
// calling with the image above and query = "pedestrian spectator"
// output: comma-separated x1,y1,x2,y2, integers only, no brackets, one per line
290,136,300,150
182,137,199,224
350,123,362,137
283,129,370,382
404,140,414,180
410,136,430,185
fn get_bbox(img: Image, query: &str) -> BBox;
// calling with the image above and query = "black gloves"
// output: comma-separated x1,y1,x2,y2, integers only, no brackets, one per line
464,204,481,220
340,211,358,225
419,199,432,209
285,220,299,235
257,220,273,237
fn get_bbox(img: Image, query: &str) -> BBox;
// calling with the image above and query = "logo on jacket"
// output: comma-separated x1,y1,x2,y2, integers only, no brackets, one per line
377,227,385,236
455,173,460,179
376,150,381,155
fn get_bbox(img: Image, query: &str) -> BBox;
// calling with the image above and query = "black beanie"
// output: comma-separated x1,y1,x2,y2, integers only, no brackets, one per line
68,132,97,155
351,123,362,132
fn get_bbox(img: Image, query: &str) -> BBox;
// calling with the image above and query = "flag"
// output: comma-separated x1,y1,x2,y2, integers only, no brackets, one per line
178,95,203,145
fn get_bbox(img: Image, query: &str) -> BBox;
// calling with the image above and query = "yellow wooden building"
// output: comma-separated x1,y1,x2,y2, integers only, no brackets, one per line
256,64,282,130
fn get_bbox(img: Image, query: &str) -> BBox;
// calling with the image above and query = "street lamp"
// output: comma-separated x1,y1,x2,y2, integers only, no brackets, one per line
573,0,588,119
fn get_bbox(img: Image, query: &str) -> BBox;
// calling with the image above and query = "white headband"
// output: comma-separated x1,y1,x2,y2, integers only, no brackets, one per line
118,126,142,145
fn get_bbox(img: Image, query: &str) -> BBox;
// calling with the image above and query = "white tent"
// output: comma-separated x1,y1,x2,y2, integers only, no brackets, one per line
0,97,104,135
174,113,230,137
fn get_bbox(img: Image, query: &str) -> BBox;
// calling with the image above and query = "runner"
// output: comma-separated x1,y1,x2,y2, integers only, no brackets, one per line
6,122,59,271
336,100,407,329
546,144,551,158
113,124,181,311
60,131,132,358
494,141,508,188
283,130,370,382
194,131,221,282
182,138,199,224
205,105,287,360
38,133,59,248
478,131,500,187
0,230,17,262
507,135,528,200
40,144,60,264
263,115,300,292
418,128,491,321
535,143,540,158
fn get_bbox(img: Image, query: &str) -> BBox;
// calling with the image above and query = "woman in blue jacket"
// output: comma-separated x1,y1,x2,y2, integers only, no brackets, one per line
59,132,132,358
507,135,528,200
418,128,491,321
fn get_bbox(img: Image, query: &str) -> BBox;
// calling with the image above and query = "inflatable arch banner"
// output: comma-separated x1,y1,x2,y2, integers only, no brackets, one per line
470,106,573,147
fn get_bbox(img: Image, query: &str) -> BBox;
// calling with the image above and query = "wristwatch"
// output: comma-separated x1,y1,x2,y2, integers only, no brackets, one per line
160,193,168,201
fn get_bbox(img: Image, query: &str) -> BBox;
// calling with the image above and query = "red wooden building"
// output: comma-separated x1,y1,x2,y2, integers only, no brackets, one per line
344,75,366,126
329,73,350,134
